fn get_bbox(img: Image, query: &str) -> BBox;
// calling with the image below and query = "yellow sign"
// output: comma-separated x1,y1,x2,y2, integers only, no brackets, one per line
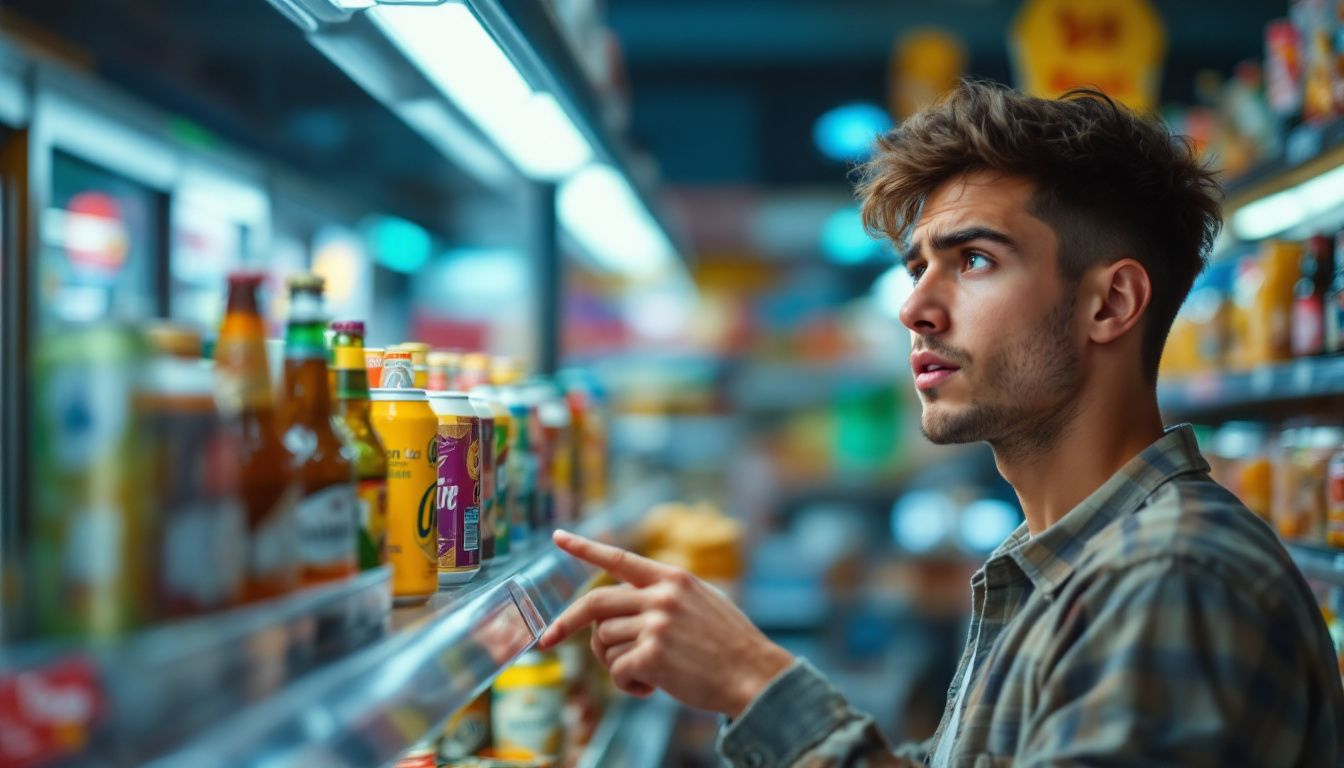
889,28,967,120
1010,0,1166,111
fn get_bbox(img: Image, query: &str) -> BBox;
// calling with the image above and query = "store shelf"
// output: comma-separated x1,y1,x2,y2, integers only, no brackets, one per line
1224,118,1344,211
732,360,906,412
1284,541,1344,587
1157,355,1344,419
576,692,681,768
2,484,668,768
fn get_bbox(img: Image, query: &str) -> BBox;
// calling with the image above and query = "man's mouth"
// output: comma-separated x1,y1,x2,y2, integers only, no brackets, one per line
911,351,961,390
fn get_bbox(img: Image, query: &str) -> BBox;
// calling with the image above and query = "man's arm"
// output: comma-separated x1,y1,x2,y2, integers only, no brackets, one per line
538,531,929,767
718,658,931,767
1020,556,1340,767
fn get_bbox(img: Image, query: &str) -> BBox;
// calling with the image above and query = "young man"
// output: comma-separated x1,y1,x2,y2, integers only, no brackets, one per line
537,82,1344,766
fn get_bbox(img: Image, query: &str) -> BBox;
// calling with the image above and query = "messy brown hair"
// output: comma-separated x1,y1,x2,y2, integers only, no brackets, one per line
858,80,1222,380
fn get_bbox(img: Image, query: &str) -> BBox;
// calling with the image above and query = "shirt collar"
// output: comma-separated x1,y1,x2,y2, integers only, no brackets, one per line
986,424,1210,595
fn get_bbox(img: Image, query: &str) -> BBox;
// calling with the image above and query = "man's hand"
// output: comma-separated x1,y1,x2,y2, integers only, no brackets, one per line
536,529,794,718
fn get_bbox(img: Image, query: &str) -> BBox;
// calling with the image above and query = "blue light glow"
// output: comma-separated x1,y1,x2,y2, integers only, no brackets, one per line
364,215,432,274
821,205,884,265
891,490,954,553
813,102,892,162
959,499,1021,553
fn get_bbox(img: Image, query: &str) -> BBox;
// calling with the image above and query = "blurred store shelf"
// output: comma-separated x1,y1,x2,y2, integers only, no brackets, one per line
1223,118,1344,210
1284,541,1344,587
1158,356,1344,420
3,484,669,768
732,359,907,413
576,691,681,768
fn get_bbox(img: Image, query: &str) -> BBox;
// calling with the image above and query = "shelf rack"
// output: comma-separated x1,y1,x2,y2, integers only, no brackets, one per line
1,483,669,768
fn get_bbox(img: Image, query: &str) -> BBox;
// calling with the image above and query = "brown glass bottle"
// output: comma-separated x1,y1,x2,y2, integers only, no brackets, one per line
215,272,299,601
279,274,358,585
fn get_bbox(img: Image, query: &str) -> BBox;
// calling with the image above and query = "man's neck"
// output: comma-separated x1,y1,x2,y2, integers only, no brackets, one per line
993,390,1166,537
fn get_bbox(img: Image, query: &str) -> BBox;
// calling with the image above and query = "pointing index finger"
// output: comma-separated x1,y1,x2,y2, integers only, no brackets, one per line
552,530,671,588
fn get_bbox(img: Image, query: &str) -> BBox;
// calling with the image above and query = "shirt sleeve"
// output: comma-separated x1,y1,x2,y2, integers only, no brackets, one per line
717,658,930,767
1019,556,1341,768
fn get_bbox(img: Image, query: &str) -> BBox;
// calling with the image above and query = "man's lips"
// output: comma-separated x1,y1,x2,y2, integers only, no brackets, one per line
911,350,961,390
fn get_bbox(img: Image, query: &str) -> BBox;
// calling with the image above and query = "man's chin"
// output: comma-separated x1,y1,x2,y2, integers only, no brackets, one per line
920,406,988,445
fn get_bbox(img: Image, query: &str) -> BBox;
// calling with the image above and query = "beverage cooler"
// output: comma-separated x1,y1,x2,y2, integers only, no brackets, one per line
0,2,690,766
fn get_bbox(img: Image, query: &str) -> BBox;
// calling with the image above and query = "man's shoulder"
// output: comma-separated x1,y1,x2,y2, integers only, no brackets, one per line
1078,472,1299,596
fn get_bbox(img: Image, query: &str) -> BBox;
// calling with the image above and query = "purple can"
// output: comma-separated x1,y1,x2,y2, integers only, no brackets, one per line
430,391,481,584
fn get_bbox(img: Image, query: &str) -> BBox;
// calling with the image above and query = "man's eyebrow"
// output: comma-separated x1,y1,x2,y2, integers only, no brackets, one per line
903,226,1018,266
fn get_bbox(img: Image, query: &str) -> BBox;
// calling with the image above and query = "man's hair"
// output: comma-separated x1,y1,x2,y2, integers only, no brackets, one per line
857,80,1222,380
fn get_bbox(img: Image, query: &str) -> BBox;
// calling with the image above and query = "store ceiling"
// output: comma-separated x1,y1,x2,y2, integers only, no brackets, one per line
607,0,1286,186
2,0,1290,260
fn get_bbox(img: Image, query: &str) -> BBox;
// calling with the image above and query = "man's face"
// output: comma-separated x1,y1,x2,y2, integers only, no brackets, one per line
900,173,1082,453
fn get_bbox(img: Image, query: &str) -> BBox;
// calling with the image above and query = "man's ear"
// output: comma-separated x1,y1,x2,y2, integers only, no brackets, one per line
1084,259,1151,345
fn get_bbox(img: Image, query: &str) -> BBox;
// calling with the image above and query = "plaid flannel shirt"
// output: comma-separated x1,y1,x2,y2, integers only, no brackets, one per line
719,425,1344,767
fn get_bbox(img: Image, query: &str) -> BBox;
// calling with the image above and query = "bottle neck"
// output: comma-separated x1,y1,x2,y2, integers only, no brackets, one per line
334,366,372,402
217,284,273,412
283,300,333,423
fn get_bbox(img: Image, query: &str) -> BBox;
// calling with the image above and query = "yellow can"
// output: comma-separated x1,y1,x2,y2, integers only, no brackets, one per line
370,387,439,604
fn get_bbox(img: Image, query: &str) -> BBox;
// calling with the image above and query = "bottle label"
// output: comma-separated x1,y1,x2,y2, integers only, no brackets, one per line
252,487,298,585
436,422,481,570
357,478,388,568
164,498,246,608
295,484,358,569
1292,296,1325,356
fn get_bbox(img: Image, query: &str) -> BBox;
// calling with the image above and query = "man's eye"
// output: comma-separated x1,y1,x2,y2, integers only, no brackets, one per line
965,253,991,271
908,264,926,282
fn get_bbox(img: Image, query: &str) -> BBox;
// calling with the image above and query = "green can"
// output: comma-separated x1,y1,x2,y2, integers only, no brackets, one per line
31,326,154,638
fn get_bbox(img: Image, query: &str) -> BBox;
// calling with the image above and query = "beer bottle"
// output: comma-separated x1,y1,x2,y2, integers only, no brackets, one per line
330,320,389,571
279,275,358,584
215,272,299,601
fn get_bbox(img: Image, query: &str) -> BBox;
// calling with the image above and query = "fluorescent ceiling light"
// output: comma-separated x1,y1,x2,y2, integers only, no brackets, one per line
558,164,677,280
370,3,592,180
1231,163,1344,241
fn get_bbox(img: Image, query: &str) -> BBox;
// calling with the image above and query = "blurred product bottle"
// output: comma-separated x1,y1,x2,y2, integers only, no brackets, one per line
473,386,513,561
215,272,300,601
1324,232,1344,353
494,358,536,544
427,350,461,392
440,691,491,761
471,393,498,562
458,352,492,391
400,342,432,389
1292,234,1333,357
382,348,415,388
1328,443,1344,548
143,323,246,617
331,320,389,570
32,326,154,637
492,650,565,760
562,372,609,515
535,381,576,526
279,274,358,585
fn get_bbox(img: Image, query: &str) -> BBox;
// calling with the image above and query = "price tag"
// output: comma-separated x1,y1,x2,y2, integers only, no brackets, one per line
1293,361,1314,393
0,657,102,768
1250,367,1274,395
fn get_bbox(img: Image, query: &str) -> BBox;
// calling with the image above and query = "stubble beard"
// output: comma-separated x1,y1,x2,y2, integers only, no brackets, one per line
919,295,1082,462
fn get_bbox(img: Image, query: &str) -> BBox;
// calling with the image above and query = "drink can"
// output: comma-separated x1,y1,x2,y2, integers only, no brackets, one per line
32,326,154,637
365,346,385,388
427,350,460,392
428,391,482,584
370,388,439,604
473,386,512,560
400,342,431,389
470,395,497,562
499,384,536,548
382,350,414,388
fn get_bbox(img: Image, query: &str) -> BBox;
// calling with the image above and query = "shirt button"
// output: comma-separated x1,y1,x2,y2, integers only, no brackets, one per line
745,749,765,768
